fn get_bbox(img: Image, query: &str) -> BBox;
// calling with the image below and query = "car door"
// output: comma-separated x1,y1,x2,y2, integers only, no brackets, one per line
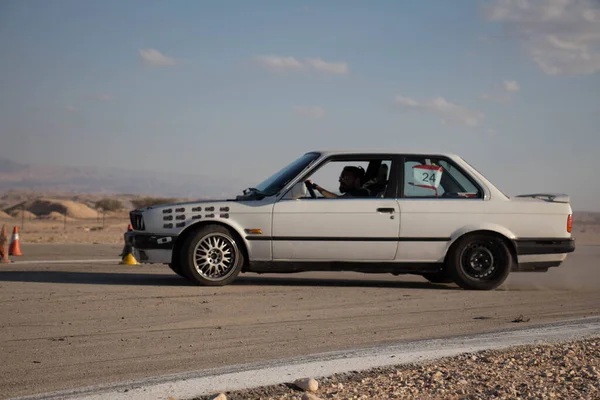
396,155,488,263
271,156,401,261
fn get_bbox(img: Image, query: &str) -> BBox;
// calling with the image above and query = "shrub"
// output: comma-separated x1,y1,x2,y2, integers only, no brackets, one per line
95,198,124,212
131,197,177,209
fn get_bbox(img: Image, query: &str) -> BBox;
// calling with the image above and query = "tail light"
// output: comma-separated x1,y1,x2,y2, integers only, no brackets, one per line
567,214,573,233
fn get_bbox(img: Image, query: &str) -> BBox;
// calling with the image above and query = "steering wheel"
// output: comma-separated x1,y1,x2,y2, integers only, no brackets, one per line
304,180,317,198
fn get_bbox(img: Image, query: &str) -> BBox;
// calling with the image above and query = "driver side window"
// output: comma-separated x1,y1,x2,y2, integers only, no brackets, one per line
305,159,393,199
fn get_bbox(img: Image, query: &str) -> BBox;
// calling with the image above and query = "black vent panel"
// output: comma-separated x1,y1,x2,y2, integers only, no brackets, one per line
129,212,145,231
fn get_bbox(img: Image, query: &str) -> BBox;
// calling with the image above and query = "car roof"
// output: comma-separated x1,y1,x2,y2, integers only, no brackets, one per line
306,149,460,158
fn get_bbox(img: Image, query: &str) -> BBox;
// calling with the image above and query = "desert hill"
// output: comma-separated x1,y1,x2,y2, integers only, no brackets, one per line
0,157,250,199
9,209,36,219
573,211,600,224
0,190,197,222
6,198,98,219
40,211,75,222
0,158,28,174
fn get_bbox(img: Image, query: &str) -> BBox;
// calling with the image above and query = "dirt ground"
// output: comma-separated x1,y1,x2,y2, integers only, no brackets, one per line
0,212,598,399
0,216,129,244
0,243,599,399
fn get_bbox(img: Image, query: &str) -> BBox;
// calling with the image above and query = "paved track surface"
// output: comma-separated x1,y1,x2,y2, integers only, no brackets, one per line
1,244,599,399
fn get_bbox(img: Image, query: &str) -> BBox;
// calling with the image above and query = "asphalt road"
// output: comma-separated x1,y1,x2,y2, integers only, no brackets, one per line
1,244,599,399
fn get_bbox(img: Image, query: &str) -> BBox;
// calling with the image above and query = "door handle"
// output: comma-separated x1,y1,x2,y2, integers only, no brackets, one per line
376,208,395,213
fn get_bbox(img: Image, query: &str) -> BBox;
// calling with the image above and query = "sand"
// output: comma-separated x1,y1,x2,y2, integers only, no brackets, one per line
9,209,36,219
12,198,98,219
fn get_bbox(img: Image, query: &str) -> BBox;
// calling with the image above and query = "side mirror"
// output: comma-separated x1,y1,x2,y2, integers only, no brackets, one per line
283,181,307,200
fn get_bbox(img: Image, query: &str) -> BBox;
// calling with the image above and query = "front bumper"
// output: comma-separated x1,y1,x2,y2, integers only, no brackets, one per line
124,231,177,250
513,238,575,255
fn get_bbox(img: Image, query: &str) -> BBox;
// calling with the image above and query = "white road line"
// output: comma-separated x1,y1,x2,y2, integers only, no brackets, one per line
10,259,122,265
10,316,600,400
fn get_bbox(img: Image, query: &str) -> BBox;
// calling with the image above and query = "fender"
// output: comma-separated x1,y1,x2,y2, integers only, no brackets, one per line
175,217,250,247
449,223,517,245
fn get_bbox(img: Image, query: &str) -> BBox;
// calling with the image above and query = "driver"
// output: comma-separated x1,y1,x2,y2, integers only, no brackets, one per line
309,166,370,198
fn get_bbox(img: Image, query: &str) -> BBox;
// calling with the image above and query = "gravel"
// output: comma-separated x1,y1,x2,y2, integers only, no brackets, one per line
196,336,600,400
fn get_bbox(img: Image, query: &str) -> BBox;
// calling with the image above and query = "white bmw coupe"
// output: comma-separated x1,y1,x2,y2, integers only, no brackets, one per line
126,150,575,290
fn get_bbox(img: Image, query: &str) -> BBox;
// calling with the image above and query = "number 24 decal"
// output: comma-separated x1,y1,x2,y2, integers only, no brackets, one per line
421,172,437,183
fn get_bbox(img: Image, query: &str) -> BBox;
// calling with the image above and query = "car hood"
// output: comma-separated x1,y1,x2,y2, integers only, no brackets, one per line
130,197,272,233
139,199,230,213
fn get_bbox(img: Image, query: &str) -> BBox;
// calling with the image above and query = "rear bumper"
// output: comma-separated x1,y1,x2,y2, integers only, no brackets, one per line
513,238,575,255
511,261,562,272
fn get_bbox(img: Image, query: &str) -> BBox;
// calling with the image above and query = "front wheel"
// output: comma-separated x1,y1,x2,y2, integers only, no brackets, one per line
168,263,187,279
180,225,245,286
446,234,512,290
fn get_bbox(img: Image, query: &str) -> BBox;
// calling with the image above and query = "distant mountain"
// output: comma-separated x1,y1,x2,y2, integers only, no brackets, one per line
0,158,28,174
0,158,252,199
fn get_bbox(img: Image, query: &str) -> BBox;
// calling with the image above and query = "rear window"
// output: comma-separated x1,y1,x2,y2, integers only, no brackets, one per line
402,156,483,199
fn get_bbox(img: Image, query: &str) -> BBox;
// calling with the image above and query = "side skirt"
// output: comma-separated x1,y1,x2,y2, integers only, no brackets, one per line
245,261,564,275
245,261,444,275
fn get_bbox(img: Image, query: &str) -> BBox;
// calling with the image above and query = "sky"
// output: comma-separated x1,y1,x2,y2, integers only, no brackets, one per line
0,0,599,210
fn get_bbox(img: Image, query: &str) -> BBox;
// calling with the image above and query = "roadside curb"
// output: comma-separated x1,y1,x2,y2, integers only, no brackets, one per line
11,316,600,400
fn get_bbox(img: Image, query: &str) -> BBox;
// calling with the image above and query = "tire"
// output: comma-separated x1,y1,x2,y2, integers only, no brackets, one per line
446,233,512,290
422,271,454,284
179,224,245,286
168,263,187,279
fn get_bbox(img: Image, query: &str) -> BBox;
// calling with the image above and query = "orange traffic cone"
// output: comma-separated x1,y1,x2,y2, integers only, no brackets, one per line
0,225,10,263
9,226,22,256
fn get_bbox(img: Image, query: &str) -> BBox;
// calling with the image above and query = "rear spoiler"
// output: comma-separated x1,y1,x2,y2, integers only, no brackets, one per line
515,193,570,203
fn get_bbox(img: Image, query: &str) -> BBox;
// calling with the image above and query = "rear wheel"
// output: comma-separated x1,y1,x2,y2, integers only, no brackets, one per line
446,233,512,290
180,225,245,286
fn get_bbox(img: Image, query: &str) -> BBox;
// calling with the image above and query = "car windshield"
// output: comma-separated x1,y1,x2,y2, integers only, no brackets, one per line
253,152,320,196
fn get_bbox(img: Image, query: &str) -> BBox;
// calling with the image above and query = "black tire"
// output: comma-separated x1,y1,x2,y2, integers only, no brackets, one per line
422,271,454,284
180,224,245,286
446,233,512,290
168,263,187,279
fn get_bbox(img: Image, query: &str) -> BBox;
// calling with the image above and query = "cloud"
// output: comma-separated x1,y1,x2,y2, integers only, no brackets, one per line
138,48,177,66
255,55,349,74
65,105,76,112
484,0,600,76
304,58,349,74
394,94,484,127
481,79,521,102
257,55,304,71
503,80,520,92
94,94,113,101
293,106,325,118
